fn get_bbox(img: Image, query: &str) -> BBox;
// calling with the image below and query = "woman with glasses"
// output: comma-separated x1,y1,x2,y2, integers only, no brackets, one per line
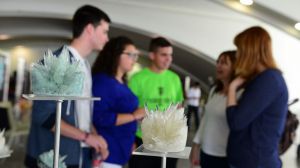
92,36,145,168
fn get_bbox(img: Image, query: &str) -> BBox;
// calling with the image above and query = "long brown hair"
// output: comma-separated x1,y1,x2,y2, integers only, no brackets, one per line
234,26,278,81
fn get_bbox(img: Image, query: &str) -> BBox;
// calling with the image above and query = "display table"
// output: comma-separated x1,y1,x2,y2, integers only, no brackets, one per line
132,145,191,168
22,94,100,168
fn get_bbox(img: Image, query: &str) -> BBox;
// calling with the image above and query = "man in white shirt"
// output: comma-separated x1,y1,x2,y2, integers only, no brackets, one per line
26,5,110,168
186,82,201,129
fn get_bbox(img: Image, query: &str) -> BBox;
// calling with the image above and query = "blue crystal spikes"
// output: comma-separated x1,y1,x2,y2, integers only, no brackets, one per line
38,150,67,168
31,46,84,96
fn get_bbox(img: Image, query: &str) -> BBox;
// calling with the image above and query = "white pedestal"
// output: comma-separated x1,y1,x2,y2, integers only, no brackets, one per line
0,151,12,159
22,94,100,168
132,145,191,168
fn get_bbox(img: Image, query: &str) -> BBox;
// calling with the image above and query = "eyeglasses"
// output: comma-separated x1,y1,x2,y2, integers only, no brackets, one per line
122,52,139,61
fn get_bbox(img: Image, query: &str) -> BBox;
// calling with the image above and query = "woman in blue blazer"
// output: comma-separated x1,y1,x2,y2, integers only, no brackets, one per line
226,26,288,168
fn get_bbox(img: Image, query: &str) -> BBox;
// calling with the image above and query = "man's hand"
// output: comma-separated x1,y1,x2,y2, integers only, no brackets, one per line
99,146,109,160
85,134,108,153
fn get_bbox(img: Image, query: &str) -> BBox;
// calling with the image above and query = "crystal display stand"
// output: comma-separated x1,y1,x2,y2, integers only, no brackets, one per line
22,94,100,168
132,145,191,168
0,151,12,159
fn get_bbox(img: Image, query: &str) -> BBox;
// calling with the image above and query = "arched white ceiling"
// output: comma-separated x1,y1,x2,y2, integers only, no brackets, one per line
256,0,300,22
1,0,300,112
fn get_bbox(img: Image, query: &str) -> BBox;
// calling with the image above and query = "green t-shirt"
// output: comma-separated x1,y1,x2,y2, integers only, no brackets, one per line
128,68,184,138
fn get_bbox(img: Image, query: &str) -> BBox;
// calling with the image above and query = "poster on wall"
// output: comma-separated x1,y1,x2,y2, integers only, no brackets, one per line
0,51,10,102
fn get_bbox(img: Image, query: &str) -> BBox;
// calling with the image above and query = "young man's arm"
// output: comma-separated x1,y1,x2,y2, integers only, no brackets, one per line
51,120,109,159
31,100,108,158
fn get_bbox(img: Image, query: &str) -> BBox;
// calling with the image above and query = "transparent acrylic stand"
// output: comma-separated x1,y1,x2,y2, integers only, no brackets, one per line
22,94,100,168
132,145,191,168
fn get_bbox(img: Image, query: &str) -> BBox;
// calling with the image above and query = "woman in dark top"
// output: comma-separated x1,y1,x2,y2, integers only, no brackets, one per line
92,36,145,167
226,26,288,168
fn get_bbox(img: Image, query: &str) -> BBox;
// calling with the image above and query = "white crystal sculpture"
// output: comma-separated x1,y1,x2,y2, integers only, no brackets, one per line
141,104,188,152
37,149,67,168
0,130,12,156
31,46,84,96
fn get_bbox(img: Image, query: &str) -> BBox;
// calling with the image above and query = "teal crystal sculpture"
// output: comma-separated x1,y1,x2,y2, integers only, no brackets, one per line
37,150,67,168
31,46,84,96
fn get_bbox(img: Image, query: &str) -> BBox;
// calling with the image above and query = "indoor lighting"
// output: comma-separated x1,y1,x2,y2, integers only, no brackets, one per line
240,0,253,6
0,34,10,40
295,23,300,31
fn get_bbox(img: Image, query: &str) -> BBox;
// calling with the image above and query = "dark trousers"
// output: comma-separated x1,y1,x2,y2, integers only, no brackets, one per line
200,150,229,168
82,147,92,168
187,105,199,129
128,137,177,168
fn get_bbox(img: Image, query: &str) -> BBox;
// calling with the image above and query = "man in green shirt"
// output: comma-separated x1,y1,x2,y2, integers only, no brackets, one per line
128,37,184,168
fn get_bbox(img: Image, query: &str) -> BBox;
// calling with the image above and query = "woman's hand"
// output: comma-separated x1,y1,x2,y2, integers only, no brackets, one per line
227,77,245,106
190,143,200,168
229,77,245,91
133,108,145,120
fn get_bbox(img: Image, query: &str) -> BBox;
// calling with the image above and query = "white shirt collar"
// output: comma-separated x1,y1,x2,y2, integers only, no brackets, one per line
67,46,84,63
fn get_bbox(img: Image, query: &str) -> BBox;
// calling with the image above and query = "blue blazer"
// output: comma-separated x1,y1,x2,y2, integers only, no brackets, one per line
226,69,288,168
